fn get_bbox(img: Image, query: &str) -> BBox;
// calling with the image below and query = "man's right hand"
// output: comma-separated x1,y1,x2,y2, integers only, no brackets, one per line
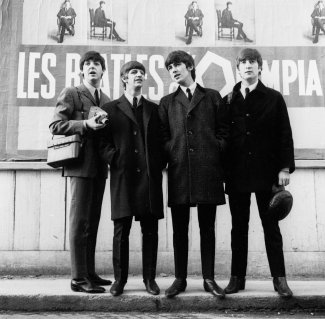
84,114,107,131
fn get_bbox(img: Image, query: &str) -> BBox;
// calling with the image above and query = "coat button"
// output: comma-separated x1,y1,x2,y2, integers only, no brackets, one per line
246,131,251,135
246,113,250,117
248,151,252,155
134,149,139,154
133,130,137,135
136,168,141,173
189,148,194,152
188,130,193,135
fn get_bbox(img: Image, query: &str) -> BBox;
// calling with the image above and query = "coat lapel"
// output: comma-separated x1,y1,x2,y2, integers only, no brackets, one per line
188,84,205,113
142,97,153,141
78,83,96,105
117,95,138,125
174,87,191,108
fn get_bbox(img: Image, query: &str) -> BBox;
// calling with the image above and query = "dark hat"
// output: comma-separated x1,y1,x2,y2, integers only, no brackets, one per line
120,61,146,77
268,185,293,221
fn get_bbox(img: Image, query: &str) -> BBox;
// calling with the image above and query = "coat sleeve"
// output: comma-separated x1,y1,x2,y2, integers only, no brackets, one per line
214,92,230,153
275,94,295,173
49,87,86,136
158,97,172,154
97,106,118,166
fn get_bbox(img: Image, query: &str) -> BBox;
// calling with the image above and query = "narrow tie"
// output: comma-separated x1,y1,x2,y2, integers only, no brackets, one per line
186,88,193,102
133,96,138,108
94,89,100,106
245,87,250,99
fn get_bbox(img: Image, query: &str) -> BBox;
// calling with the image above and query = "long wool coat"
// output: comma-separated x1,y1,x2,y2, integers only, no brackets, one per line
158,84,230,207
98,95,164,221
224,80,295,193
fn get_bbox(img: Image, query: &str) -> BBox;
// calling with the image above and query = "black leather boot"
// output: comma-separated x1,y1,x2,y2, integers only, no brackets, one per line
273,277,293,298
224,276,246,294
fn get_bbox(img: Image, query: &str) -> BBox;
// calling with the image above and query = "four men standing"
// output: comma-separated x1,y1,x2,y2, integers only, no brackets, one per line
51,48,295,298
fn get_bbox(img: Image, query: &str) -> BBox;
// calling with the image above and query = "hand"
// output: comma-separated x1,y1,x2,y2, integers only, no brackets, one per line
85,114,107,131
278,170,290,186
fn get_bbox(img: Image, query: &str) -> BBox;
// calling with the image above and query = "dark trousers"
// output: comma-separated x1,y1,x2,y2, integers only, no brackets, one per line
105,20,120,38
113,215,158,283
69,176,106,279
187,20,201,41
228,191,285,277
232,21,247,39
59,17,73,42
314,18,325,40
171,204,217,280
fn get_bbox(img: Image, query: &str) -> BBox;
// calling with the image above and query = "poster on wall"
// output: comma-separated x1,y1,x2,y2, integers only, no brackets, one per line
1,0,325,161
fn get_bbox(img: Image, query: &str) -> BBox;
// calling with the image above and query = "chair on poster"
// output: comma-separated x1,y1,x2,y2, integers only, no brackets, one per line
185,17,203,37
216,9,234,40
89,8,107,41
311,17,325,35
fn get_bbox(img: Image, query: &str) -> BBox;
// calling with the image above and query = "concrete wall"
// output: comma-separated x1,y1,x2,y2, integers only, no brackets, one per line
0,161,324,278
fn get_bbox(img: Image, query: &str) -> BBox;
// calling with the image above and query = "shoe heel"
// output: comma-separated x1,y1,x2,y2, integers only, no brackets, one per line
239,279,246,290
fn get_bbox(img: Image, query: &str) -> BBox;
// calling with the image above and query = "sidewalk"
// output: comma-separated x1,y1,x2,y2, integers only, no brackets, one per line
0,276,324,312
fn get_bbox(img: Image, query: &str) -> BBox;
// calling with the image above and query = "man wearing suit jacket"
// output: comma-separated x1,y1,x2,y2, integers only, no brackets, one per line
221,1,252,42
223,48,295,298
158,50,229,298
311,0,325,43
50,51,111,293
57,0,76,43
98,61,164,296
184,1,204,45
94,1,125,41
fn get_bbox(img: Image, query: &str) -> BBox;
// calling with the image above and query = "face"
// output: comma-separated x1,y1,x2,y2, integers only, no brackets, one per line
123,68,145,89
193,2,198,10
100,2,105,8
320,1,324,9
228,3,232,10
81,59,104,85
238,58,260,85
65,1,71,9
167,62,193,86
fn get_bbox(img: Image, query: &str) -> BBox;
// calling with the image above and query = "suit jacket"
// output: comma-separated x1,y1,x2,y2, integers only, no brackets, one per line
224,80,295,193
98,95,164,221
221,8,236,27
57,7,76,22
311,7,325,19
49,83,110,178
94,7,108,27
185,8,204,21
158,84,229,207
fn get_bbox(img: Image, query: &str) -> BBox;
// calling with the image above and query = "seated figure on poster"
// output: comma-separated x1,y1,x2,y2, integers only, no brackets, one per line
311,0,325,43
184,1,204,45
57,0,76,43
94,1,125,42
221,1,252,42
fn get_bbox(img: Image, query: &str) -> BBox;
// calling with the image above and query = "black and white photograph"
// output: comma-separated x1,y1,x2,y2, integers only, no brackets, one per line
2,0,325,317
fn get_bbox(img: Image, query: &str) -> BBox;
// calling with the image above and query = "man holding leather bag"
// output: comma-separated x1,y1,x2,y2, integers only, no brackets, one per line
49,51,111,293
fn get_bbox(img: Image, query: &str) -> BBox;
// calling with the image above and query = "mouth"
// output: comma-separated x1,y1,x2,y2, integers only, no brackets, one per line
174,74,181,80
89,71,97,75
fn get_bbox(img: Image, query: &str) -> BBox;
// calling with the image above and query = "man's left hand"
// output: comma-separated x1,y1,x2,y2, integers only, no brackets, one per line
278,170,290,186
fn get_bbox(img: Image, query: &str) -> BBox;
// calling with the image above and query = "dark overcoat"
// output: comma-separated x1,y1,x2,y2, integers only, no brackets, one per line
158,84,230,207
224,80,295,194
98,95,164,221
49,84,110,178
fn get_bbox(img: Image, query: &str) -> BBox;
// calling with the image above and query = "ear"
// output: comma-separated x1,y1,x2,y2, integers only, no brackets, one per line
187,65,194,71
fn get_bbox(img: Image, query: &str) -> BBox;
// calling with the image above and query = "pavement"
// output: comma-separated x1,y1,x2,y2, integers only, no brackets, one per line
0,276,324,312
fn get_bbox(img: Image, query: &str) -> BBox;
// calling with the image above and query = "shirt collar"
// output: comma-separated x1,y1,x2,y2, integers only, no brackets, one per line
240,80,258,98
124,91,142,107
180,82,197,96
83,79,100,99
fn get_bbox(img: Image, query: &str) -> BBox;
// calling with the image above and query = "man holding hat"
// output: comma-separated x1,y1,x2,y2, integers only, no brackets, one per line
98,61,164,296
224,48,295,297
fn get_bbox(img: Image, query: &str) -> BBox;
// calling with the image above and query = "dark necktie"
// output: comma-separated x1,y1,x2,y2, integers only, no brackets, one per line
133,96,138,108
95,89,100,106
245,87,250,99
186,88,193,102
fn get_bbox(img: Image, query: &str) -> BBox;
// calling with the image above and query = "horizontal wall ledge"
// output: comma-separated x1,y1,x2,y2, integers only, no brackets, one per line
0,160,324,170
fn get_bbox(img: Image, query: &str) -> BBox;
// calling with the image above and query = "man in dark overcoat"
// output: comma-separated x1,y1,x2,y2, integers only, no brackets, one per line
158,50,230,298
94,1,125,41
223,48,295,298
98,61,164,297
50,51,111,293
